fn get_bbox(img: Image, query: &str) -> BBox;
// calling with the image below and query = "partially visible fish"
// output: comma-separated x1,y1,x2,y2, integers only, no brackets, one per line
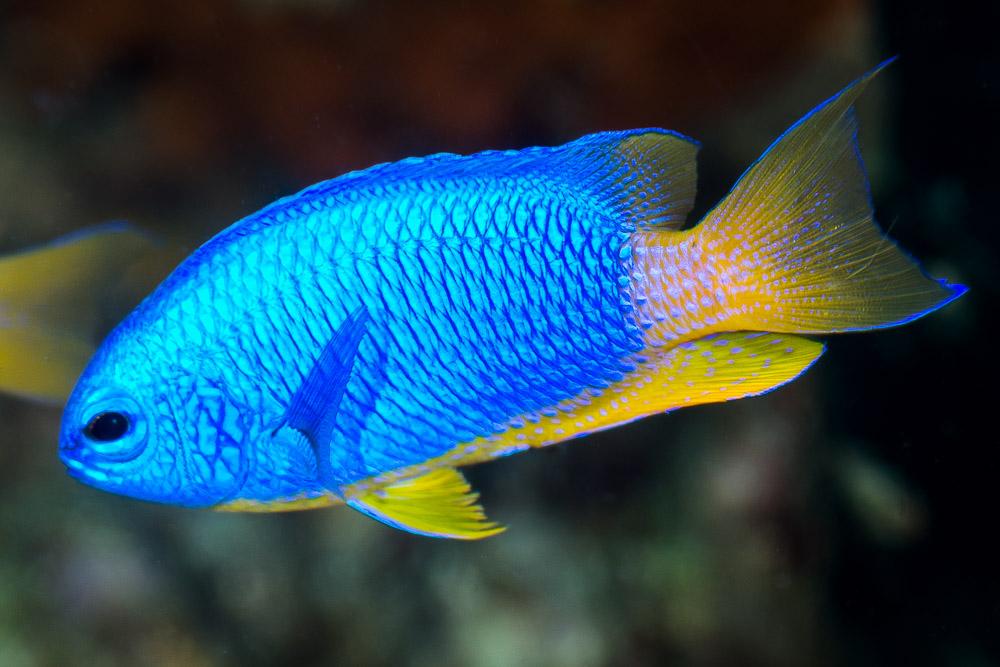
0,225,171,403
58,61,964,539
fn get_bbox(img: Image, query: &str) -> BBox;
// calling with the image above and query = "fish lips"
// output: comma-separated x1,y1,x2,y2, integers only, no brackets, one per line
59,388,150,487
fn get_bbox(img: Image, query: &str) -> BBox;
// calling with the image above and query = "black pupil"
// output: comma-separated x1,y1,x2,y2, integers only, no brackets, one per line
85,412,130,441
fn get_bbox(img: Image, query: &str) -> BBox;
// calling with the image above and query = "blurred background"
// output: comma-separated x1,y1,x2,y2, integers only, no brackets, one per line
0,1,995,665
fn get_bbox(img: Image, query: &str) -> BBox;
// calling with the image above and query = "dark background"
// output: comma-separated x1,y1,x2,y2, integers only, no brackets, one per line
0,1,995,665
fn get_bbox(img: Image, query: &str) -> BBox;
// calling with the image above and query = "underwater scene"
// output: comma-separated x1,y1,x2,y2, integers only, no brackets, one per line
0,1,995,665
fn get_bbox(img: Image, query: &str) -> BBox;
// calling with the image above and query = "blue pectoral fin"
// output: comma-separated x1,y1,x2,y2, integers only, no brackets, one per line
280,306,370,487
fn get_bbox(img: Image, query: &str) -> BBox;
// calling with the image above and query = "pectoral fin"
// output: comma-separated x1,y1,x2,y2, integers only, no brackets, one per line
280,306,369,486
346,467,505,540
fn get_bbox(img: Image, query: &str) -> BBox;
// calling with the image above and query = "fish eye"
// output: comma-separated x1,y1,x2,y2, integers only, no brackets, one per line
84,411,131,442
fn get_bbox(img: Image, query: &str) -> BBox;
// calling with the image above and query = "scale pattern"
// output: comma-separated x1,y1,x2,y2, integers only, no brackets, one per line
59,62,965,524
126,134,653,498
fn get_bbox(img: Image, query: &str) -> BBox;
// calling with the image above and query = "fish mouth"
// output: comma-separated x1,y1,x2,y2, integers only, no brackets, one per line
60,455,87,479
57,428,84,471
59,440,125,488
60,457,107,486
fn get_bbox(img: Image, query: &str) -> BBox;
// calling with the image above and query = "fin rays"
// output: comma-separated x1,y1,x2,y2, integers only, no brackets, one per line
346,467,504,540
687,59,962,334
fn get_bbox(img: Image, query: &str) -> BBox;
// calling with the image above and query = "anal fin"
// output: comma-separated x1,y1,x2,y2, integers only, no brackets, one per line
346,467,504,540
646,332,825,409
352,332,827,481
480,332,826,450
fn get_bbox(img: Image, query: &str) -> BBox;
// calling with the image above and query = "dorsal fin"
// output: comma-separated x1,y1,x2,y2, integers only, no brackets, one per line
604,130,699,230
277,129,699,232
529,129,700,230
346,467,504,540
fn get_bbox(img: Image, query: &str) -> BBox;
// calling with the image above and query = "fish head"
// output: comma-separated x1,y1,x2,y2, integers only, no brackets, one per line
59,323,248,507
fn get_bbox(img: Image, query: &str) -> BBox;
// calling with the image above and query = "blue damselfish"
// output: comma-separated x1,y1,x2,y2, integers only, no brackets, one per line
59,62,964,538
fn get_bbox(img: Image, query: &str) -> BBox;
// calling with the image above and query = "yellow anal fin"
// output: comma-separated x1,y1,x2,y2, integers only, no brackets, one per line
373,333,826,481
345,467,504,540
308,333,821,538
627,331,825,413
473,332,825,451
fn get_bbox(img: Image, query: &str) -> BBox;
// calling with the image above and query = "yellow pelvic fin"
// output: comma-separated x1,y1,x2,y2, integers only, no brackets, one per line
345,467,504,540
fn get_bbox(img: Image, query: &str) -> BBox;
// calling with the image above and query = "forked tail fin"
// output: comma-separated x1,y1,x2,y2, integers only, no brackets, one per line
684,59,964,335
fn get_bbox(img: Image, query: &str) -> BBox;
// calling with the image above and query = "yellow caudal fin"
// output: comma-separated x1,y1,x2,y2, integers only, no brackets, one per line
0,224,170,403
346,467,505,540
690,59,964,334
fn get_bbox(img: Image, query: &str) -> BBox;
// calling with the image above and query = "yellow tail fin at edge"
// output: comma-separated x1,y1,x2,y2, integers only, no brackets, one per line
679,59,963,336
0,225,167,403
